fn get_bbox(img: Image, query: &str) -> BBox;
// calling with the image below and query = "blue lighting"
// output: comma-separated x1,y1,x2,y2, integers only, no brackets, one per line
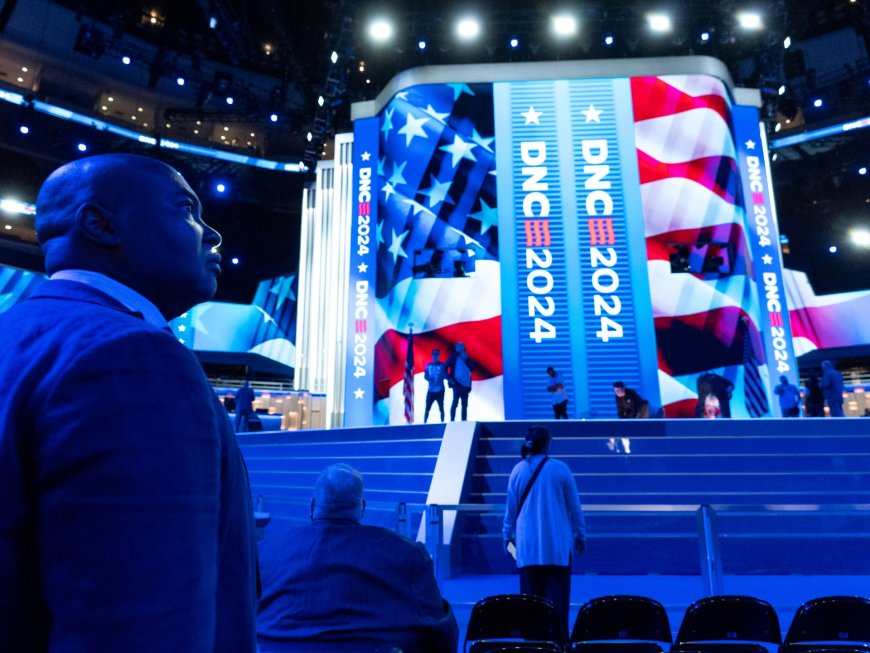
19,125,29,134
77,143,87,152
813,98,823,108
122,56,131,65
270,113,279,122
231,257,240,265
418,40,427,50
226,97,234,105
859,167,867,176
215,183,226,193
604,35,614,45
509,38,519,48
828,245,838,254
700,32,710,41
176,77,185,86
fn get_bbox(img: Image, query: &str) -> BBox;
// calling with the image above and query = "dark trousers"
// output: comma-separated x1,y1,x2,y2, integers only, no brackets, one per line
424,390,445,422
519,564,571,638
552,400,568,419
826,396,845,417
782,405,800,417
450,384,470,421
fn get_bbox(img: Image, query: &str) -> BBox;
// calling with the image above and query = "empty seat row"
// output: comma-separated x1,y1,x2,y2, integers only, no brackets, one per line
464,594,870,653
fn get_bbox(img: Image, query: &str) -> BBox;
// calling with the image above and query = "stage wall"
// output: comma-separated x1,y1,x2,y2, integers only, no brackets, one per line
343,57,799,425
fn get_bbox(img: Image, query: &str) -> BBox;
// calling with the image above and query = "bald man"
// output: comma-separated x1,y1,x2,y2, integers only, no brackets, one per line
257,464,458,652
0,155,258,652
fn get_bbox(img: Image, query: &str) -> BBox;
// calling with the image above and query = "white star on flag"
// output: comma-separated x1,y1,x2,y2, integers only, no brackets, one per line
745,139,756,150
381,108,395,138
398,113,430,147
388,160,408,187
470,199,499,234
388,228,410,262
448,83,474,100
582,104,603,122
420,175,453,208
521,106,542,125
354,388,365,399
381,181,397,202
439,134,477,168
471,128,494,152
360,151,371,161
268,274,296,308
423,104,450,122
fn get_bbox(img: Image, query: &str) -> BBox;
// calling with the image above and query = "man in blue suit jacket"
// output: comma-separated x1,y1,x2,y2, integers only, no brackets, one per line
0,154,258,652
257,464,458,652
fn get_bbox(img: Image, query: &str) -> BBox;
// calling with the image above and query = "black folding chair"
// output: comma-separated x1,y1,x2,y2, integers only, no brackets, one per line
672,595,781,653
464,594,566,653
570,595,672,653
781,596,870,653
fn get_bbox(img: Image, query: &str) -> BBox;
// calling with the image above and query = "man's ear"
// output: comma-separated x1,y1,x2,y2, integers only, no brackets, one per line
76,203,121,246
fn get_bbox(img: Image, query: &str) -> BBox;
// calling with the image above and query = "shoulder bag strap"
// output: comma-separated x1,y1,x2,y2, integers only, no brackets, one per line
516,455,549,515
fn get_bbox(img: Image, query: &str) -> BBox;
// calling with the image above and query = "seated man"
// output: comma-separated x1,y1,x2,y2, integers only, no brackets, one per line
257,464,459,653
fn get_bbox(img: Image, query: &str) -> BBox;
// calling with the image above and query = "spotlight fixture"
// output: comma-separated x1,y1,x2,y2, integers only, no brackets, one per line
737,12,763,30
783,36,791,48
19,125,29,134
177,77,185,86
77,143,87,152
647,13,672,33
215,183,226,193
368,19,393,43
828,245,838,253
226,96,234,105
318,95,325,107
122,55,131,65
851,228,870,247
813,98,823,107
551,14,578,37
604,35,614,46
418,40,427,50
700,32,710,42
778,85,786,95
330,51,338,64
231,257,240,265
859,167,867,176
509,37,519,48
270,113,279,122
456,17,481,40
306,131,313,142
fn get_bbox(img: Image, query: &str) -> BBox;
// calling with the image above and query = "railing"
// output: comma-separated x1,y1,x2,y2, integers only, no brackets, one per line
255,497,870,591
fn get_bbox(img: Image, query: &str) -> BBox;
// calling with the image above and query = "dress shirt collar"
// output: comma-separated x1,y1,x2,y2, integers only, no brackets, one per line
49,269,168,329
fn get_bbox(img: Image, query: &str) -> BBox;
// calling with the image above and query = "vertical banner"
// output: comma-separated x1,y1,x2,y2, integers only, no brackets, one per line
566,78,654,417
733,105,799,402
344,117,379,427
495,81,575,419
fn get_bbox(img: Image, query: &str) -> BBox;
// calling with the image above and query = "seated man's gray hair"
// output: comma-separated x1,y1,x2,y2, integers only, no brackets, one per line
313,463,364,517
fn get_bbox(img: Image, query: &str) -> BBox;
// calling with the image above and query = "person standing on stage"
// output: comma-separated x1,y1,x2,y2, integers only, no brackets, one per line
503,426,586,637
805,373,825,417
774,374,801,417
820,360,845,417
423,349,448,423
0,154,258,652
547,366,569,419
446,341,474,421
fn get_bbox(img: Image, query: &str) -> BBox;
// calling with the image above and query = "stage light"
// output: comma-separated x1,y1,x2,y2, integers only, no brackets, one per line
604,35,614,46
771,153,778,161
418,40,427,50
176,77,185,86
209,16,217,29
223,125,229,131
647,13,672,33
215,183,226,193
813,98,823,108
16,77,23,83
509,37,519,48
231,257,240,265
778,84,786,95
783,36,791,48
330,51,338,64
306,131,313,142
851,228,870,247
226,96,234,105
368,19,393,43
700,32,710,42
107,96,114,102
859,167,867,175
122,55,131,65
77,143,87,152
19,125,29,134
774,123,781,132
270,113,278,122
21,66,27,72
4,225,10,230
737,12,763,30
456,17,481,40
551,14,578,37
828,245,838,253
137,106,144,112
317,95,324,107
101,105,107,110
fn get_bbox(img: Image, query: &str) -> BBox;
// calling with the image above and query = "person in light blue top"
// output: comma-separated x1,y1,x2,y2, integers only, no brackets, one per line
503,426,586,636
774,374,801,417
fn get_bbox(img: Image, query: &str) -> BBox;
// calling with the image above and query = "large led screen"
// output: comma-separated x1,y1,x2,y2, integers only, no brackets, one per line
345,60,799,425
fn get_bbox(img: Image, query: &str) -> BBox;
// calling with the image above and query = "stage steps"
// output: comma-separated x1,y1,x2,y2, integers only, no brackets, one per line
459,418,870,576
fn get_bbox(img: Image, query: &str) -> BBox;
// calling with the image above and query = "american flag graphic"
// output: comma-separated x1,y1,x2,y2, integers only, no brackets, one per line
372,83,504,424
741,316,769,417
631,75,766,417
403,328,414,424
